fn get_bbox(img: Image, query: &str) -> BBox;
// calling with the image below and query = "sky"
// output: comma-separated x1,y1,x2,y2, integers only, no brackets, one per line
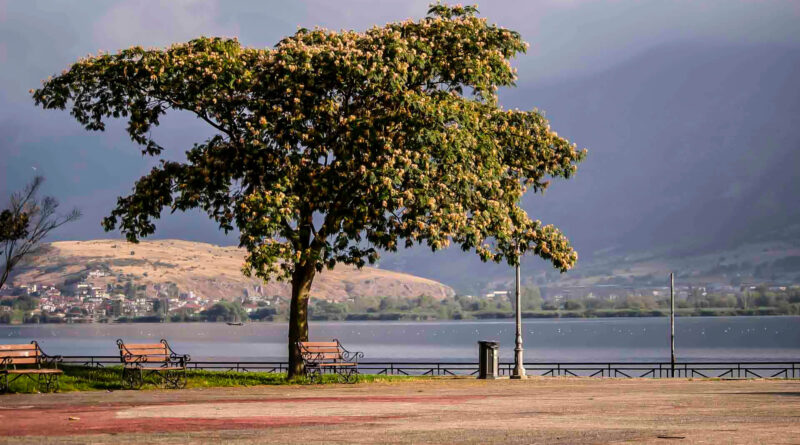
1,0,799,249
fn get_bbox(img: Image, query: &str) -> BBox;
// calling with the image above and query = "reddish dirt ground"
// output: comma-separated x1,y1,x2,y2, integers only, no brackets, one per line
1,377,799,444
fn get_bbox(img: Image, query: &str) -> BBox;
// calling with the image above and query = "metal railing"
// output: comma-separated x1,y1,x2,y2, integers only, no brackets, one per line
58,356,800,379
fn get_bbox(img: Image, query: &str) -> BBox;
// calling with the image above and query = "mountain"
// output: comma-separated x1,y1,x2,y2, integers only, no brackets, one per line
10,240,454,301
379,43,800,292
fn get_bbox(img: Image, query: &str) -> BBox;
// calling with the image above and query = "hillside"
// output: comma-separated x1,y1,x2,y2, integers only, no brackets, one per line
10,240,454,301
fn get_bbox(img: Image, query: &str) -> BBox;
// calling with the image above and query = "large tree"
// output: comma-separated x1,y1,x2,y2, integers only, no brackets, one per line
34,4,586,377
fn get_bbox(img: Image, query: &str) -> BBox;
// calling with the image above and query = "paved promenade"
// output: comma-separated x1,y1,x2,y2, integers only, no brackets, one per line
1,377,798,444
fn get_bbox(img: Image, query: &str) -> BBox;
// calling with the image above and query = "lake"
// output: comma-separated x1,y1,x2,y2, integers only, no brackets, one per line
1,316,798,362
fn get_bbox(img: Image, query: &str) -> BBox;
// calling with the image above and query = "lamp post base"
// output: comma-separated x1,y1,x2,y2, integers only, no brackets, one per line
511,347,527,379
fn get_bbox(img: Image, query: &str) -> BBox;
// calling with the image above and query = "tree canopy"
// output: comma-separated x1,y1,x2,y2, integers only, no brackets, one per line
34,4,584,279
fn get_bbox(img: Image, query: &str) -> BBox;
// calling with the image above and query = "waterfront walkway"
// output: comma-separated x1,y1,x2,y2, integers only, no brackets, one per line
1,377,798,444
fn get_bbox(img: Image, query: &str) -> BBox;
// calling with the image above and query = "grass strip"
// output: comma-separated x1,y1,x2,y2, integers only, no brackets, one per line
2,365,427,394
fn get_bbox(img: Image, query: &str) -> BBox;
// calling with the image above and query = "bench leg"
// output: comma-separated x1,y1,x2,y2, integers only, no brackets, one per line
0,373,7,393
38,373,59,393
306,365,321,384
162,368,187,389
121,367,144,390
341,367,358,384
332,367,356,384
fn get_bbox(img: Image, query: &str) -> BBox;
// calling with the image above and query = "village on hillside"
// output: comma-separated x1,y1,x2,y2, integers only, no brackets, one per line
0,269,283,324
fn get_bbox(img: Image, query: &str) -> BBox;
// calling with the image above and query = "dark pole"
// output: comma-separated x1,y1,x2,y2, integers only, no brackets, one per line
670,272,675,378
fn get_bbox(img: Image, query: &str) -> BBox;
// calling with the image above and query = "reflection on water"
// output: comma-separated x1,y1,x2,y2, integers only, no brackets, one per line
1,316,798,362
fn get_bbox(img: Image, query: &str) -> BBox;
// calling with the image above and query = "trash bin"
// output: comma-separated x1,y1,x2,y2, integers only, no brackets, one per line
477,341,499,379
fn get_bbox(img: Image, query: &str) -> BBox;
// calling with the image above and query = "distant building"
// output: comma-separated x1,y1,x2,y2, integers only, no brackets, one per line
484,291,509,300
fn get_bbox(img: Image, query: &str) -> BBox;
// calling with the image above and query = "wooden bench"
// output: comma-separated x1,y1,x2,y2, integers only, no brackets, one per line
0,342,62,392
297,339,363,383
116,339,190,389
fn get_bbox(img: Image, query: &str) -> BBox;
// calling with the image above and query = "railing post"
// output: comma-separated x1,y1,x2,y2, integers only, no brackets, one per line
670,272,675,378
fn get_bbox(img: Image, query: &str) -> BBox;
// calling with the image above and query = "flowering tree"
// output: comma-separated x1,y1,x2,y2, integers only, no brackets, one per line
34,4,586,377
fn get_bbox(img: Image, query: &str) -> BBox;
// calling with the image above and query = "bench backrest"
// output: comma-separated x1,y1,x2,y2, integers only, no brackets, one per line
297,341,344,362
0,342,43,366
117,340,170,363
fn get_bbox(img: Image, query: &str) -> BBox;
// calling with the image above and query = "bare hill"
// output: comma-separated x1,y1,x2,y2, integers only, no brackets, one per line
12,240,454,301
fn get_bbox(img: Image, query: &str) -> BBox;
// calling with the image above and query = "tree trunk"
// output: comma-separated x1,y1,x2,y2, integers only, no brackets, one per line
287,261,317,379
0,268,9,293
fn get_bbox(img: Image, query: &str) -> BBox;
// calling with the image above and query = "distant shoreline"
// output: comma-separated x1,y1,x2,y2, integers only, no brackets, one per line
2,310,798,325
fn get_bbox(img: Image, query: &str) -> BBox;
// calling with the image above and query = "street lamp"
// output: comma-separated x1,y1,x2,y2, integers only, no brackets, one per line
511,247,527,379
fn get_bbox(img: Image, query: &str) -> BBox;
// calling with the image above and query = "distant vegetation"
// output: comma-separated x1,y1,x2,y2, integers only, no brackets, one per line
304,286,800,320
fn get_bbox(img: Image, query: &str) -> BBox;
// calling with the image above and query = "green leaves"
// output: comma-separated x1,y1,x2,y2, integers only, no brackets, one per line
34,3,586,282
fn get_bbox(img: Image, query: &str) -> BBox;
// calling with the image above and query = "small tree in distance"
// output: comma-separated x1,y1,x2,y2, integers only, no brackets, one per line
33,4,586,378
0,177,81,291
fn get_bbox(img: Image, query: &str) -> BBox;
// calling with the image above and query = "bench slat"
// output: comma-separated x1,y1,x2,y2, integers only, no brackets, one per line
299,342,338,347
0,350,41,358
123,348,168,355
3,358,39,365
303,347,341,353
319,362,356,367
122,356,170,362
0,344,38,351
123,343,167,349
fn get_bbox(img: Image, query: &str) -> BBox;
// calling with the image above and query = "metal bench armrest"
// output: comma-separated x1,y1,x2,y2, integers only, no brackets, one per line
341,350,364,363
170,353,191,366
335,340,364,363
163,339,189,366
41,354,62,369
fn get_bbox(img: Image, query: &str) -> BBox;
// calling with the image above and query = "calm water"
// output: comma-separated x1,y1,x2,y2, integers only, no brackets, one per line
1,316,798,362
